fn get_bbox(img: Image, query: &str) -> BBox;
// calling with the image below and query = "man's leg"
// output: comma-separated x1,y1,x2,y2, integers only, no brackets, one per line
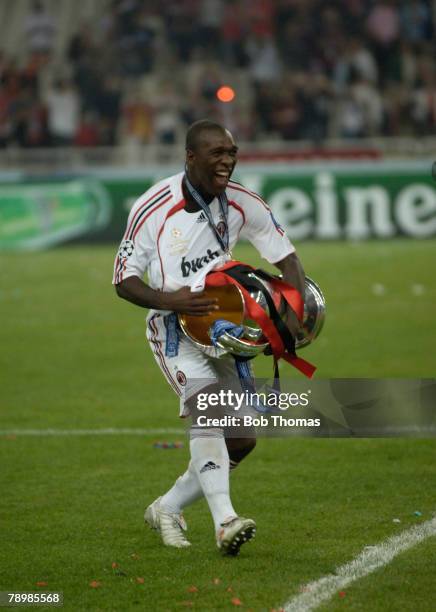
158,382,230,516
147,425,257,551
185,385,256,554
145,318,256,551
145,314,210,548
156,382,257,552
159,461,203,513
158,437,256,513
226,437,257,471
189,425,256,555
189,426,236,530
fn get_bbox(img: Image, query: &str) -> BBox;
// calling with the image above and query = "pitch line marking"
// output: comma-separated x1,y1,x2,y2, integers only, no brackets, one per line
0,428,185,436
282,516,436,612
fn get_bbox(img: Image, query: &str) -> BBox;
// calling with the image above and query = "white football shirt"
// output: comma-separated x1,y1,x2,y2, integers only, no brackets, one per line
113,172,295,293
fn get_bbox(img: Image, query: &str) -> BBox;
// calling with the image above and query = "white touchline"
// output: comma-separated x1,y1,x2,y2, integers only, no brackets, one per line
0,428,185,436
283,516,436,612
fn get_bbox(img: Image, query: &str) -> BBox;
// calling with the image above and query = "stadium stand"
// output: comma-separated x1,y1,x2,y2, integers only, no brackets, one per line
0,0,434,156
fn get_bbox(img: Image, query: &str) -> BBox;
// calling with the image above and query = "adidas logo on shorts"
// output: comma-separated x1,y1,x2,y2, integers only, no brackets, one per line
200,461,221,473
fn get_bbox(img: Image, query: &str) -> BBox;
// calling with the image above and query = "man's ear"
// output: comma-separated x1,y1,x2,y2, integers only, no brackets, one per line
186,149,195,164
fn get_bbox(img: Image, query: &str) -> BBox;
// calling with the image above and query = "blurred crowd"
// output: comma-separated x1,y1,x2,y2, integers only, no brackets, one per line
0,0,434,148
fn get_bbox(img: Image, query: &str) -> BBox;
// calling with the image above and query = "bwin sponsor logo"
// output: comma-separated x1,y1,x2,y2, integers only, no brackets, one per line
181,249,220,278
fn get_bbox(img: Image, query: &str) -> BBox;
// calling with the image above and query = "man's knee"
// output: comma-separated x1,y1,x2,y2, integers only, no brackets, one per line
226,436,256,467
185,382,223,422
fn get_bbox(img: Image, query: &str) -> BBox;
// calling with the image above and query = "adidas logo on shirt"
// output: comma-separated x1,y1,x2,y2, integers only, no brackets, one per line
200,461,221,473
196,211,208,223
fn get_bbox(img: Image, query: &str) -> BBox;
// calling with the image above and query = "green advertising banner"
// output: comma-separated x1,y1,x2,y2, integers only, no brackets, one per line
252,164,436,241
0,179,112,250
0,161,435,249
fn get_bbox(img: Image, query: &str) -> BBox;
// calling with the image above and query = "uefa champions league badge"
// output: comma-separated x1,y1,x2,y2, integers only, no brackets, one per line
118,239,134,259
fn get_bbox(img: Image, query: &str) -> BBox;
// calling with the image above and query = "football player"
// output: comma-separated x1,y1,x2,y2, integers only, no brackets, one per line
113,120,305,554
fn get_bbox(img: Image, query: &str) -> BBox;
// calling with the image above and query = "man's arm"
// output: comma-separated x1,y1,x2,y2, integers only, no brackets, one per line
115,276,218,316
274,251,305,296
274,252,305,337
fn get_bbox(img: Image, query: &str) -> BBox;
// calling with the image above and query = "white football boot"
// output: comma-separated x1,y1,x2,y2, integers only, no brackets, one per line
216,516,256,556
144,497,191,548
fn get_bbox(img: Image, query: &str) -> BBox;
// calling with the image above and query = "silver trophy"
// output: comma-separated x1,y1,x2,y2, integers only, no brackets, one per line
210,274,326,357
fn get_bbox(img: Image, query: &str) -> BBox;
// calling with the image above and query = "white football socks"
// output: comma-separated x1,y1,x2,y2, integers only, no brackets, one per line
159,455,240,516
160,461,203,514
189,435,236,531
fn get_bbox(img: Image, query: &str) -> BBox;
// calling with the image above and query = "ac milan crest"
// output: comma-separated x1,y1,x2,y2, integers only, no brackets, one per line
176,370,187,386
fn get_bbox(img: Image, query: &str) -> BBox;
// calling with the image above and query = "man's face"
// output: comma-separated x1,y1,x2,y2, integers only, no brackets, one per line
186,129,238,196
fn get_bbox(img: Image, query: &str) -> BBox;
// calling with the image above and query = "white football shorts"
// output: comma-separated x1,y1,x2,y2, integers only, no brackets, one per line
146,311,252,417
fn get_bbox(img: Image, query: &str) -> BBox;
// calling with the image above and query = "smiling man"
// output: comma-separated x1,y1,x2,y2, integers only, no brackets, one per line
185,122,238,195
113,119,305,555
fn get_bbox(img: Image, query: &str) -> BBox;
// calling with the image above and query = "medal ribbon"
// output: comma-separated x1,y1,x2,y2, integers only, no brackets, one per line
205,261,316,379
184,174,229,253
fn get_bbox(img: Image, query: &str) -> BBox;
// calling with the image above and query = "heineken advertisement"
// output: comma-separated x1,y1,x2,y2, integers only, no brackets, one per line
0,161,434,249
238,161,436,240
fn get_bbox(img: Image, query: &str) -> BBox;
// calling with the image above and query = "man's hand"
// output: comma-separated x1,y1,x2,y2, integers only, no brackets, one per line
263,305,300,356
274,251,306,339
163,286,219,316
284,305,301,339
115,276,219,315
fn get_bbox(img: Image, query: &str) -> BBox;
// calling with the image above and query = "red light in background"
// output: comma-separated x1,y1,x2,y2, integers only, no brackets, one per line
216,86,235,102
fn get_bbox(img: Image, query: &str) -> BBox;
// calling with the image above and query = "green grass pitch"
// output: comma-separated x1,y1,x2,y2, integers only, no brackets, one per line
1,240,435,611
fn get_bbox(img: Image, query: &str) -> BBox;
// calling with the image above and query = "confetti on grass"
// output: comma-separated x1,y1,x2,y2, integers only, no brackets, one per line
371,283,386,296
411,284,425,296
89,580,101,588
153,441,184,449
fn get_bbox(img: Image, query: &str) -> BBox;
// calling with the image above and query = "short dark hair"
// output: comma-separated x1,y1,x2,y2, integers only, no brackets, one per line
185,119,225,151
